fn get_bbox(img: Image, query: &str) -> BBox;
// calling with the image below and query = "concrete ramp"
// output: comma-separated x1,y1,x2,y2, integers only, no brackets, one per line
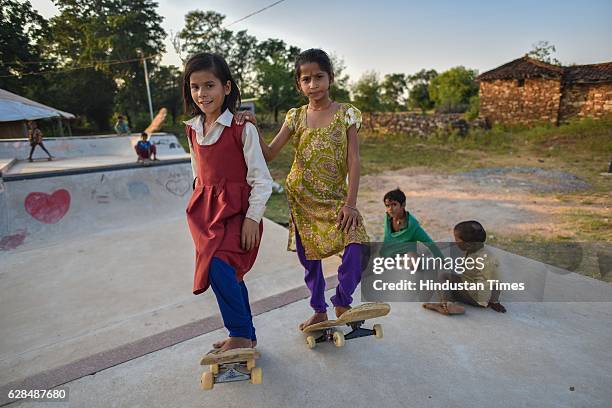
0,157,342,404
0,162,193,250
0,133,187,162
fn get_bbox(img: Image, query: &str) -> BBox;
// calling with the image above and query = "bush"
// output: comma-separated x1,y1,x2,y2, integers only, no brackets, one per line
465,95,480,121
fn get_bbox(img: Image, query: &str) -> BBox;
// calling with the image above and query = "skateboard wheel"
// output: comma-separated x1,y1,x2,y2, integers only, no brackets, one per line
306,335,316,349
250,367,263,385
201,372,214,390
373,324,383,339
333,331,345,347
246,359,256,371
209,364,219,375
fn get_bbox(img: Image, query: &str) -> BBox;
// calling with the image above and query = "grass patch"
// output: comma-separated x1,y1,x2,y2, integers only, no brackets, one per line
488,233,611,283
168,117,612,262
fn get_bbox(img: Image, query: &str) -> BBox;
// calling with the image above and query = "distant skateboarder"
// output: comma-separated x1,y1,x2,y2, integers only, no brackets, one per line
27,120,53,162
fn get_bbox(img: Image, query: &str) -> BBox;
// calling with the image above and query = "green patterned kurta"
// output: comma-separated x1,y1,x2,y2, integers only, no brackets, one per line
284,103,369,260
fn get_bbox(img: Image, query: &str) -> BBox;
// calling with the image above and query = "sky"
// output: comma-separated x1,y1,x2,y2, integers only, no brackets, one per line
28,0,612,82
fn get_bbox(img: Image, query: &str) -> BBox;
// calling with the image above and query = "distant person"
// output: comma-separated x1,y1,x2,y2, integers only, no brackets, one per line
382,188,444,259
114,115,131,136
134,132,158,162
27,120,53,162
423,220,507,315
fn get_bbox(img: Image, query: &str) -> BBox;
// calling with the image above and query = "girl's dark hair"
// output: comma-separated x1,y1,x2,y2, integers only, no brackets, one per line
454,220,487,243
182,53,241,117
383,188,406,205
294,48,334,90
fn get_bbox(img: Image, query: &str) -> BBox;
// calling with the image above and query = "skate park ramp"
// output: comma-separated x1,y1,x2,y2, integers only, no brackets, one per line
0,133,343,406
1,135,611,407
0,133,189,177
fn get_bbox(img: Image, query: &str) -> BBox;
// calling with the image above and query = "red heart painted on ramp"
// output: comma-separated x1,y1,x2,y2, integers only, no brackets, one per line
25,189,71,224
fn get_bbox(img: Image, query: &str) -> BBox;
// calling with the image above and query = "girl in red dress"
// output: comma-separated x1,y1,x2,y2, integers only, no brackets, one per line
183,53,272,352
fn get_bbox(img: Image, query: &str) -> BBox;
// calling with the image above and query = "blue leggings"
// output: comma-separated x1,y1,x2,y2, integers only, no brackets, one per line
209,257,256,340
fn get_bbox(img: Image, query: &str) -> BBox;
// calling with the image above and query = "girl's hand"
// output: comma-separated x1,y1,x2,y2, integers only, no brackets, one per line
235,111,257,126
241,218,260,251
337,205,360,234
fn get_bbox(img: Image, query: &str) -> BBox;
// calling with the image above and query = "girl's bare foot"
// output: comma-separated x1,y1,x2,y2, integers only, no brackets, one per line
216,336,253,353
334,305,351,319
213,337,257,349
298,312,328,331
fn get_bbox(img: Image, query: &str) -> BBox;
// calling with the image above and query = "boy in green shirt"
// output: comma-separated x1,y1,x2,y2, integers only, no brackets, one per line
382,188,444,259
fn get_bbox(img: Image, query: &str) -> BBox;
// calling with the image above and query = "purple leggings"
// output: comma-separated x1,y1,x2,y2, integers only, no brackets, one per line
295,228,364,313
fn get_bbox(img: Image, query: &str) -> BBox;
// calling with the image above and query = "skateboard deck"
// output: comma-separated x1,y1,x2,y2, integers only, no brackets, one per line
199,348,261,390
301,303,391,349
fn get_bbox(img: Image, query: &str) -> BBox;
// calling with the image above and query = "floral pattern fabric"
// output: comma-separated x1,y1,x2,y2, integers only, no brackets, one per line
284,103,369,259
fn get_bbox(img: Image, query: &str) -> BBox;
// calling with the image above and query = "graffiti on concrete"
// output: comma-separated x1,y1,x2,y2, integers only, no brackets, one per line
0,229,27,250
159,171,190,197
25,189,71,224
90,174,112,204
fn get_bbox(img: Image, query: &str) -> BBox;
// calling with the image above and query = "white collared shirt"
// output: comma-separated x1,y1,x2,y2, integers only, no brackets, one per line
183,109,273,223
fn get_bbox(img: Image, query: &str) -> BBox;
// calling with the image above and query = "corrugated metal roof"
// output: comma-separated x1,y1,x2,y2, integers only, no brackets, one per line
0,88,75,121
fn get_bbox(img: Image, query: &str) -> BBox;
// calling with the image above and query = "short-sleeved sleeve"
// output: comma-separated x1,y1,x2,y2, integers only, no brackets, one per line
284,108,298,134
345,104,362,131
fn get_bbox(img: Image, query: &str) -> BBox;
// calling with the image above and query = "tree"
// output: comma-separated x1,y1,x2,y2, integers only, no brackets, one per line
150,65,182,123
178,10,257,88
527,40,561,66
252,39,301,122
44,0,167,130
380,73,407,111
179,10,232,58
407,69,437,113
352,71,382,112
0,0,50,96
329,54,351,102
428,66,478,113
46,70,116,131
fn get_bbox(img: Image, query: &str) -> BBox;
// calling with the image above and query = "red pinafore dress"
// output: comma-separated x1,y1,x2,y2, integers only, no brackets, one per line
185,120,263,295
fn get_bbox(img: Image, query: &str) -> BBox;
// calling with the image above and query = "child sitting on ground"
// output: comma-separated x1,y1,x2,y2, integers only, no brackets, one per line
135,132,158,162
382,188,443,259
423,220,507,315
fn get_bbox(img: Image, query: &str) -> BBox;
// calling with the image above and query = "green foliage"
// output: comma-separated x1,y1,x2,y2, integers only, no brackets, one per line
47,70,116,131
150,65,182,123
177,10,256,89
407,69,437,113
428,66,478,113
353,71,382,112
527,40,561,65
32,0,167,130
380,73,407,111
252,39,301,122
465,95,480,120
329,54,351,102
0,0,50,96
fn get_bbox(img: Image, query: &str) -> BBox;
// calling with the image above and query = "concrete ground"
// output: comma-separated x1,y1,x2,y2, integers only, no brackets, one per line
6,289,612,408
1,139,611,407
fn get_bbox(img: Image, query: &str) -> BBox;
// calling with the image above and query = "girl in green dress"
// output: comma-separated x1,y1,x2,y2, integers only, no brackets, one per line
254,49,369,330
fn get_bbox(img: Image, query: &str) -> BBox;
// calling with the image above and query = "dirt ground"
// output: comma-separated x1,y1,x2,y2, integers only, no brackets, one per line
358,166,610,242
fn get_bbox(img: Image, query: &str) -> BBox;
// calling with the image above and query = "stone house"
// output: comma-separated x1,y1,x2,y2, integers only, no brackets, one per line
477,56,612,125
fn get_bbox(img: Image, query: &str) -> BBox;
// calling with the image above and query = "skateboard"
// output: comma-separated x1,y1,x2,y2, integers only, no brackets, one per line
199,348,262,390
301,303,391,349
